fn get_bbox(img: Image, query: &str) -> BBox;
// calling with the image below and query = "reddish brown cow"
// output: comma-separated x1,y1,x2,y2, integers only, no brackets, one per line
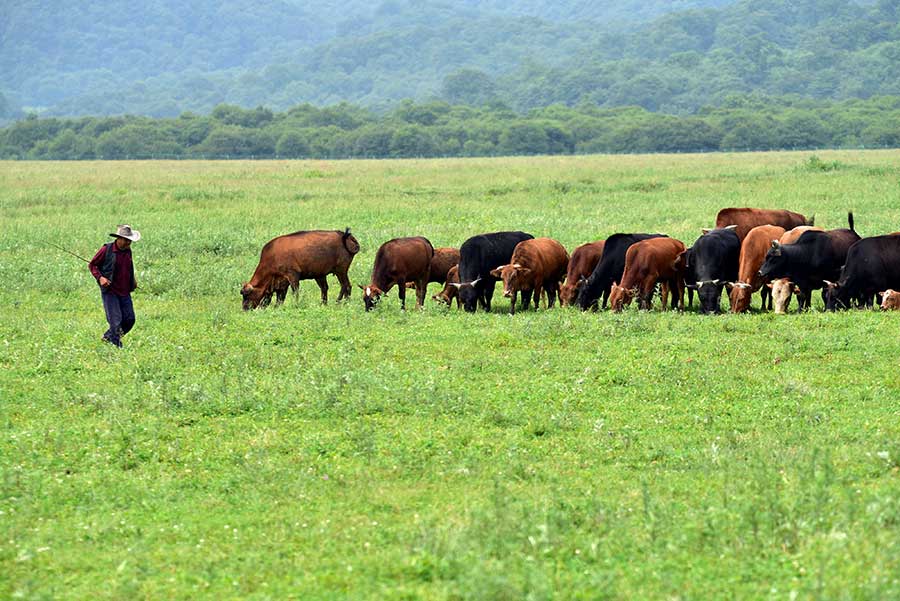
609,238,686,312
489,238,568,314
405,246,460,289
560,241,605,307
728,224,786,313
432,265,461,308
780,225,824,245
360,236,434,311
881,289,900,310
241,228,360,310
715,207,812,242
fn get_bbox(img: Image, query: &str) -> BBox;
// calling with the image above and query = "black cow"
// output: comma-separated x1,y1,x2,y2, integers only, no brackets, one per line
825,235,900,310
685,227,740,314
455,231,534,312
758,213,860,311
576,233,666,311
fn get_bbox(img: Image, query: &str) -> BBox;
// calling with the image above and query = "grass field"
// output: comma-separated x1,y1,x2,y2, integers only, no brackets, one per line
2,151,900,600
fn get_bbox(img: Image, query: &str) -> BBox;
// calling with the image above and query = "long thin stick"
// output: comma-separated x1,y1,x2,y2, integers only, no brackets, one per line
49,242,90,263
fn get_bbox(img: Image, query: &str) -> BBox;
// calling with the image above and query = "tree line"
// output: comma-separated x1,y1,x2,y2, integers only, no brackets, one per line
3,95,900,160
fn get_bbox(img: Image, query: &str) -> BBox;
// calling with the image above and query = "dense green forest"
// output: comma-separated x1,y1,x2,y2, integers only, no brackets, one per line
3,0,897,120
4,94,900,160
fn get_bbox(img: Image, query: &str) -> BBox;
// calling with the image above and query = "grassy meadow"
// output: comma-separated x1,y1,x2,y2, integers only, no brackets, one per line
2,151,900,599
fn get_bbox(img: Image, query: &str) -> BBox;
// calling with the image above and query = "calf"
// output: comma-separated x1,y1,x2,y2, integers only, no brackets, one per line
560,241,605,307
241,228,359,310
824,235,900,311
759,212,860,311
456,231,534,312
684,227,741,314
767,278,797,314
360,237,434,311
576,233,667,310
490,238,569,314
728,224,786,313
609,237,686,312
715,207,812,242
881,289,900,310
432,265,461,308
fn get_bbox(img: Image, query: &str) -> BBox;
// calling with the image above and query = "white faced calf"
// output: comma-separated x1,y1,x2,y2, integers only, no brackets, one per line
768,278,796,314
881,289,900,310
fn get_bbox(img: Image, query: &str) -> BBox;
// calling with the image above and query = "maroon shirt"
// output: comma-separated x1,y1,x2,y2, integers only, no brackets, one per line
89,242,135,297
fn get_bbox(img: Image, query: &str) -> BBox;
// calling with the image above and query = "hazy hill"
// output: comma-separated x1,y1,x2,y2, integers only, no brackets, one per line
2,0,897,119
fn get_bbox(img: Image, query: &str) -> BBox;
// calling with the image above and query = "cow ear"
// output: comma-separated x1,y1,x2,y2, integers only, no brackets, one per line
357,284,365,290
793,285,802,294
766,282,774,289
701,228,711,235
489,267,503,278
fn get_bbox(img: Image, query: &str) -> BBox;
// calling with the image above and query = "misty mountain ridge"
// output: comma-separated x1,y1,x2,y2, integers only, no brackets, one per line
0,0,895,121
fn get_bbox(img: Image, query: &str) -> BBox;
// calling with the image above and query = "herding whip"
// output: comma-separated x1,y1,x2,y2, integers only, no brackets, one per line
48,242,90,263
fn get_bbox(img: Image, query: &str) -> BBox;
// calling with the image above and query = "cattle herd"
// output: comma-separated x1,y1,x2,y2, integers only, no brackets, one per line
240,208,900,314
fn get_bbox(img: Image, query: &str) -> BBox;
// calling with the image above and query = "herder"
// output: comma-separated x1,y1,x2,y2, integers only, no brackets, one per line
88,225,140,347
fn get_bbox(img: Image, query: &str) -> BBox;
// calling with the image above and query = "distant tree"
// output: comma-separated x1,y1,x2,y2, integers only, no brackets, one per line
275,131,310,158
498,122,550,155
390,125,437,157
440,69,499,106
95,123,182,159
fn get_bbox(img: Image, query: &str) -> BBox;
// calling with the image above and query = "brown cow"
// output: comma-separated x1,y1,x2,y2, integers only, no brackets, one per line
881,289,900,310
405,246,460,289
241,228,360,310
432,265,461,308
780,225,824,245
728,224,786,313
609,237,686,312
360,236,434,311
715,207,812,242
489,238,568,314
767,278,797,314
560,241,605,307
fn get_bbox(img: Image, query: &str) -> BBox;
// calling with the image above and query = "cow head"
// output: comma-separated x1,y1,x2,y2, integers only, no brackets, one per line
693,279,724,314
559,276,585,307
359,284,386,311
450,277,482,312
881,289,900,311
489,264,531,298
241,282,270,310
823,280,849,312
758,240,788,280
728,281,753,313
768,278,795,314
608,281,635,313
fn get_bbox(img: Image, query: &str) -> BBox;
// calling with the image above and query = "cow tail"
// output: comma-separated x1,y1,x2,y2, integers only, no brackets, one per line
807,213,816,227
847,212,855,232
342,227,361,255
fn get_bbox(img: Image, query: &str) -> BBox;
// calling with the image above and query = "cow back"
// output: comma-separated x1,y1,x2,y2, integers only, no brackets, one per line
716,208,810,242
458,231,534,283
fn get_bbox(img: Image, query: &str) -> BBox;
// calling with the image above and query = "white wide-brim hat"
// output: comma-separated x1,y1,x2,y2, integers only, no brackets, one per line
110,224,141,241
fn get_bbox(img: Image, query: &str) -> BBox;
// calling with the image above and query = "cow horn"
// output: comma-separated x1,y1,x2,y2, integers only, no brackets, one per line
771,240,781,249
470,277,482,286
449,282,463,288
823,280,836,287
724,224,738,230
712,279,719,285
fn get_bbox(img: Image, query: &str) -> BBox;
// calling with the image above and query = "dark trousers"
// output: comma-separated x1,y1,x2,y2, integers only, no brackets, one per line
101,292,135,347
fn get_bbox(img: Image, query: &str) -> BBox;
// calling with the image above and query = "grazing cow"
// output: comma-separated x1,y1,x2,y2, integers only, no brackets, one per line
715,207,812,242
560,241,605,307
241,228,359,310
759,213,860,311
780,225,824,245
684,227,741,314
432,265,461,308
881,289,900,310
489,238,569,314
768,278,795,314
728,224,786,313
609,237,686,312
456,231,534,312
824,235,900,311
405,247,460,290
360,237,434,311
576,233,667,311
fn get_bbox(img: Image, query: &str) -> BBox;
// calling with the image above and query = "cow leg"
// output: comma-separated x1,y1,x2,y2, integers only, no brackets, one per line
483,285,494,312
398,281,407,311
314,276,328,304
601,288,610,310
659,281,669,312
274,285,287,307
416,277,427,309
336,270,352,301
532,285,541,310
509,290,518,315
687,286,694,309
761,285,770,311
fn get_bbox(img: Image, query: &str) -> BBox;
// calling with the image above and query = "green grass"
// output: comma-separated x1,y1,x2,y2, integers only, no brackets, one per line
2,152,900,600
